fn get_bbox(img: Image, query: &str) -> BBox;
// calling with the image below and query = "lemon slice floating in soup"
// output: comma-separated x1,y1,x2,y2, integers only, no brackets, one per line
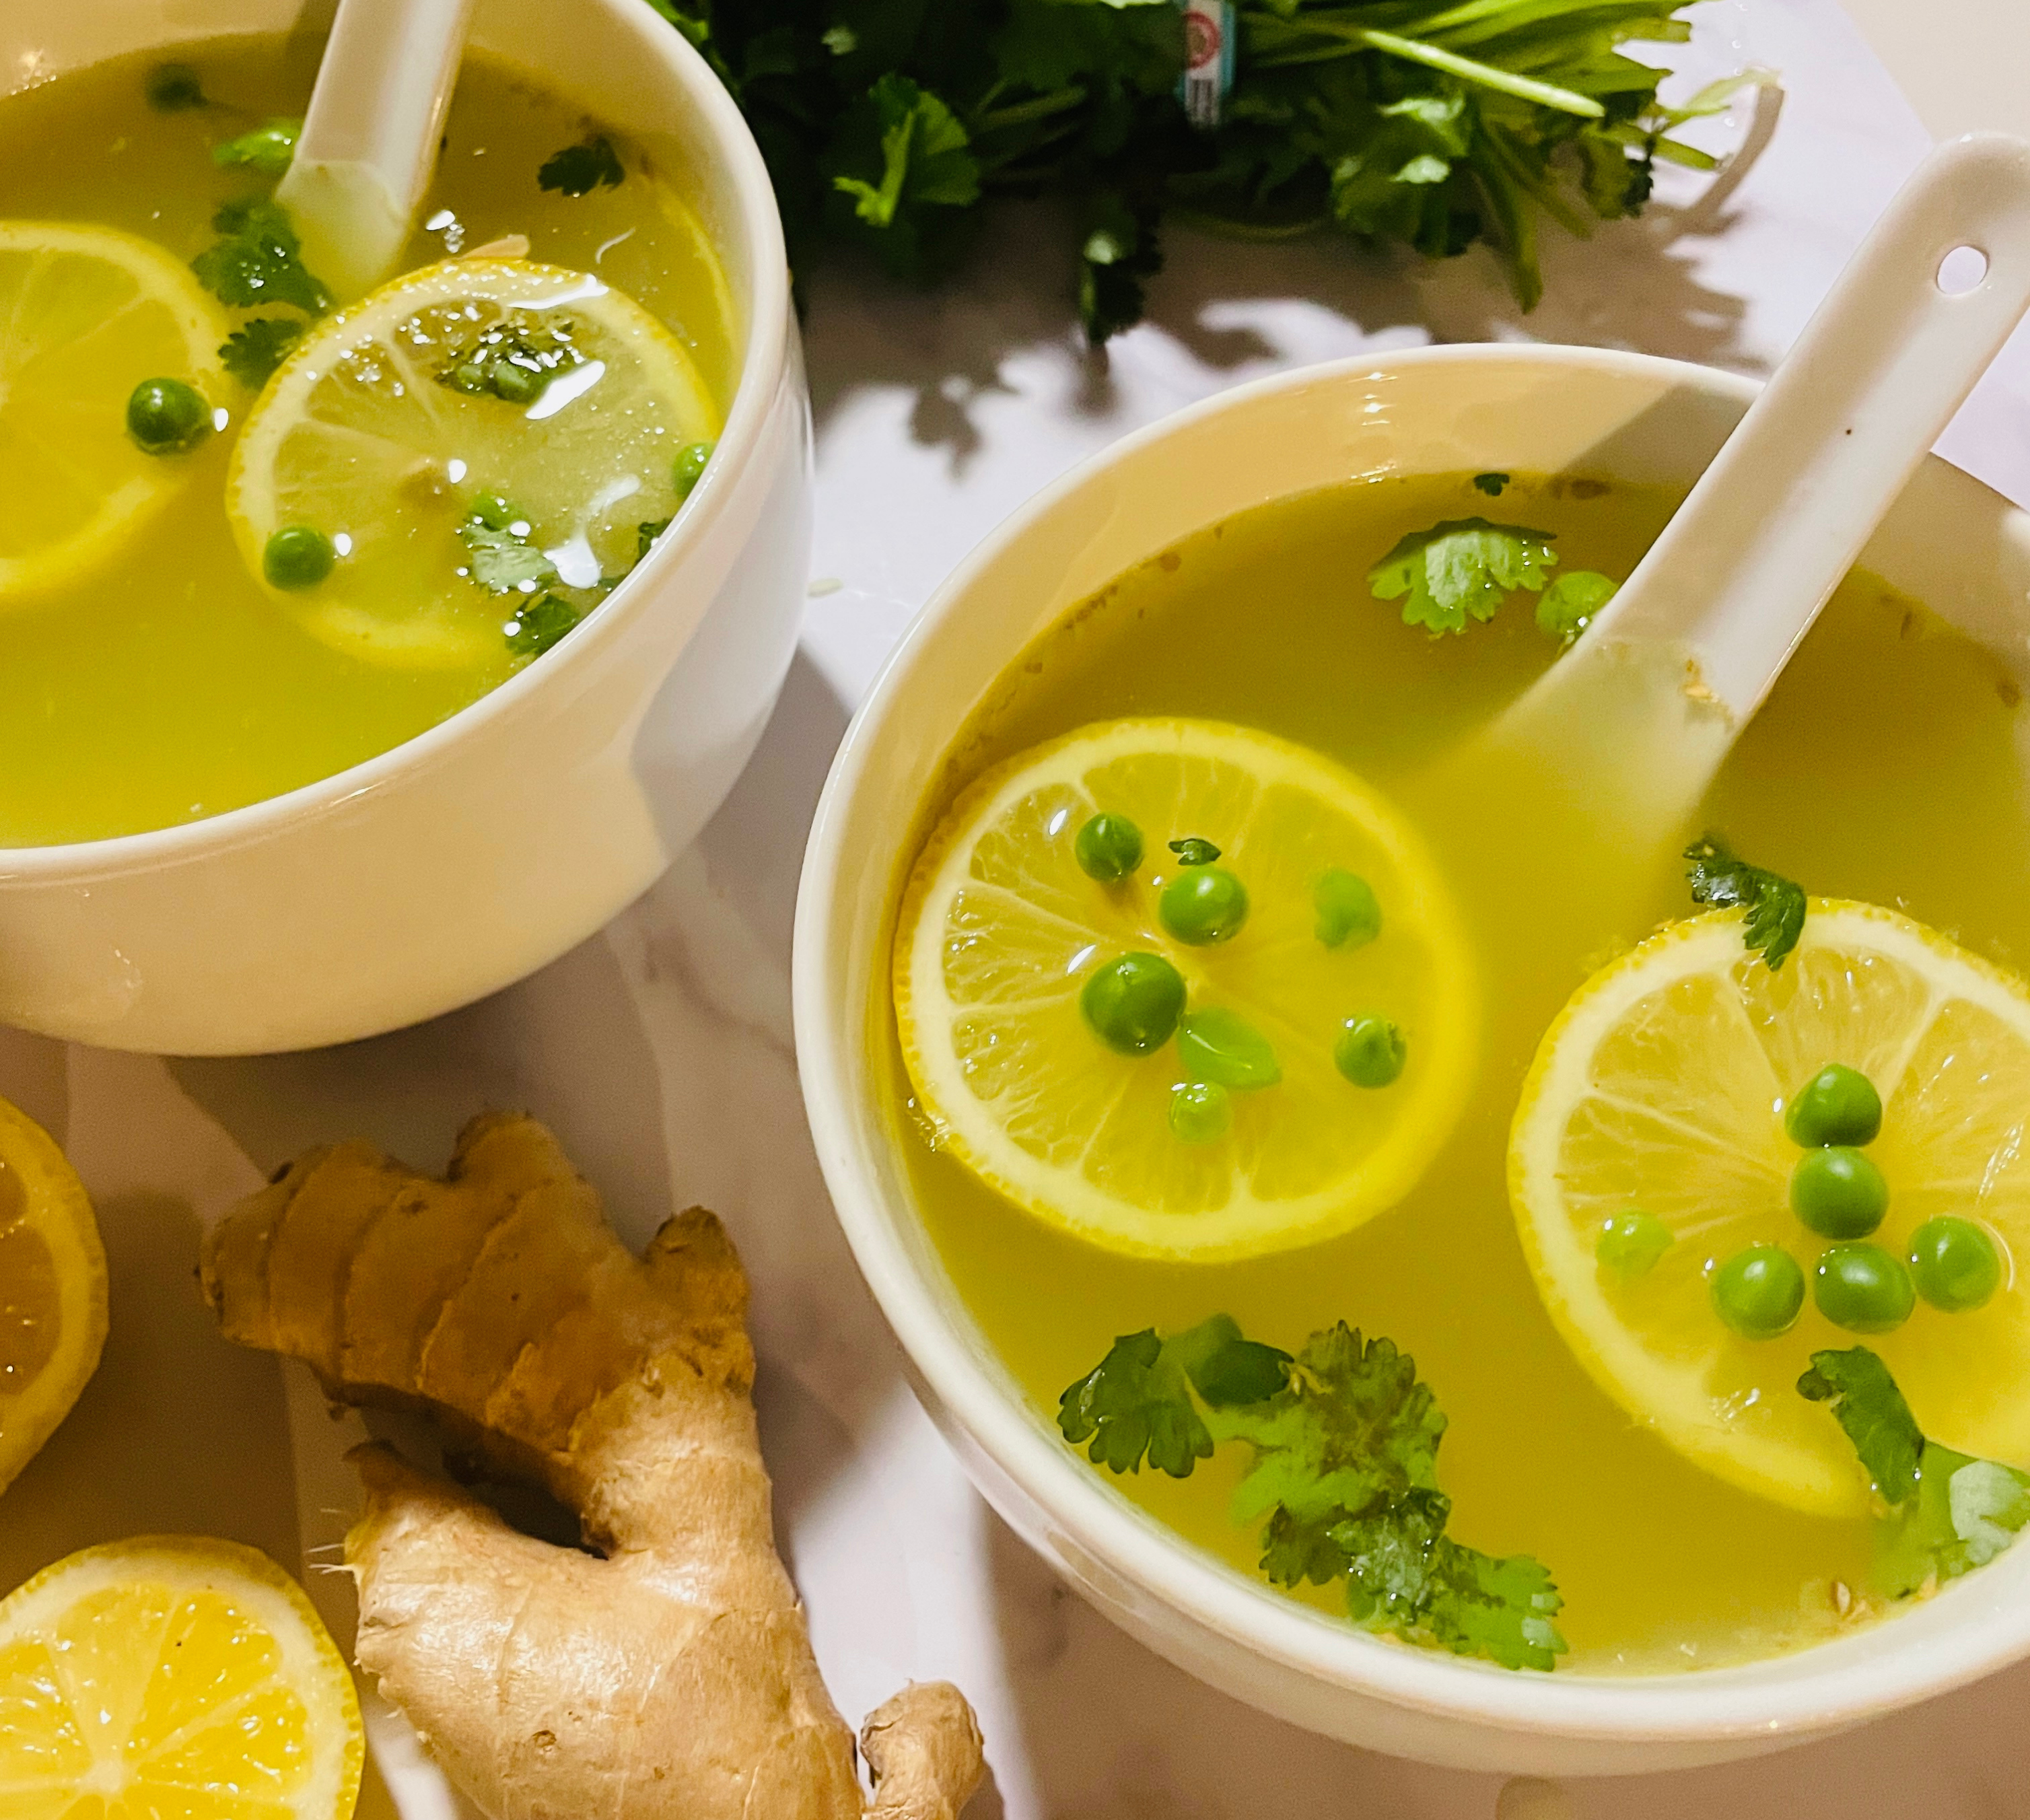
0,1536,363,1820
228,258,720,666
894,718,1477,1261
0,222,226,604
1512,901,2030,1518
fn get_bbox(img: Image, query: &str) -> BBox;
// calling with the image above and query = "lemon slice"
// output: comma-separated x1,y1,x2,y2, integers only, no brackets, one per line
0,222,227,604
228,258,721,667
0,1535,363,1820
1512,901,2030,1517
0,1097,106,1497
894,719,1476,1260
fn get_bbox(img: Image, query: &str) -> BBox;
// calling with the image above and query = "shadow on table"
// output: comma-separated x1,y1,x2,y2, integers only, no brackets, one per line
800,195,1758,479
983,1496,2030,1819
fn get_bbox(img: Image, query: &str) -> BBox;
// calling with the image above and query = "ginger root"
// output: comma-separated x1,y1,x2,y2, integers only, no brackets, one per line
201,1113,983,1820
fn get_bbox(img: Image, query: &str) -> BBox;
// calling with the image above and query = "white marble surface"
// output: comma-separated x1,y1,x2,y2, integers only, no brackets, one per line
14,2,2030,1815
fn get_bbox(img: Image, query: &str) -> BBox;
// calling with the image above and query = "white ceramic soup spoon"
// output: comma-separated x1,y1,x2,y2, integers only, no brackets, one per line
1478,133,2030,871
277,0,476,300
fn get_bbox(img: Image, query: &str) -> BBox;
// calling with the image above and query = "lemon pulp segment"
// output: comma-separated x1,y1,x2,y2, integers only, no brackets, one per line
894,718,1477,1260
1511,902,2030,1517
0,1537,363,1820
227,258,721,666
0,1098,105,1497
0,221,226,603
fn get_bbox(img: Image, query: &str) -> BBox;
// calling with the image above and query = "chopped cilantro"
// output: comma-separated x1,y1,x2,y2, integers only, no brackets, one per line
438,318,585,405
1472,473,1510,497
191,199,330,316
458,515,557,594
1535,571,1619,647
637,519,672,563
504,594,582,658
827,72,981,279
1059,1317,1566,1671
1080,190,1164,346
213,118,302,177
538,134,627,196
146,63,207,112
1368,519,1558,637
1683,835,1807,970
1800,1348,2030,1595
1168,837,1220,866
218,317,304,389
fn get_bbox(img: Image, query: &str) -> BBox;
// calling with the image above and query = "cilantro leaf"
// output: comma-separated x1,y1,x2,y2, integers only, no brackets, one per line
1473,473,1510,497
539,135,626,196
1535,571,1619,648
192,199,330,315
1057,1327,1214,1477
504,594,582,658
1080,190,1164,345
1801,1348,2030,1597
1168,837,1220,866
1683,835,1807,970
1797,1348,1923,1506
146,63,207,112
636,519,672,563
218,317,303,389
458,518,558,594
213,118,301,177
1368,520,1558,636
825,73,981,279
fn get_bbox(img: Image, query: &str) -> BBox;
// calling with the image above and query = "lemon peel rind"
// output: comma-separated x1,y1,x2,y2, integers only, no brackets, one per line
895,717,1478,1262
1510,900,2030,1520
0,1534,365,1820
0,1095,106,1497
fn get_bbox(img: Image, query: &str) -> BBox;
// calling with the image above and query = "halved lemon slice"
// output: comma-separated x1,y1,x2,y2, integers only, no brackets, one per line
0,222,227,604
228,258,720,666
894,719,1476,1260
0,1536,363,1820
1512,901,2030,1517
0,1097,106,1497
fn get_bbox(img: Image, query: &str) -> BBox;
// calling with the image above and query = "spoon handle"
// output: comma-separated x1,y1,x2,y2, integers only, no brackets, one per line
278,0,477,303
1592,132,2030,722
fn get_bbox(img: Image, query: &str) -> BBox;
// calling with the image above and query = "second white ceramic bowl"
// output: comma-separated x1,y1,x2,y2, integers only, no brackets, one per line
794,345,2030,1775
0,0,810,1055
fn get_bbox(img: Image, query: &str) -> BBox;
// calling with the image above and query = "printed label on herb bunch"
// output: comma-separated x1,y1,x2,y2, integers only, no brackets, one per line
1177,0,1235,129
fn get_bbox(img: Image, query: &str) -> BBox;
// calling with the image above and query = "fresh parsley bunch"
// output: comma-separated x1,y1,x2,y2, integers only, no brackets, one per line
1059,1314,1567,1669
649,0,1723,340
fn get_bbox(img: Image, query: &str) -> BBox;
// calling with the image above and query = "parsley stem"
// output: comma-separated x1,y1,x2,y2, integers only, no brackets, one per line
1247,13,1605,117
973,86,1088,133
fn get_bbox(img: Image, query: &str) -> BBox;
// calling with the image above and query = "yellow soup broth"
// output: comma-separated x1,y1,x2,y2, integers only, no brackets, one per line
890,470,2030,1673
0,40,735,845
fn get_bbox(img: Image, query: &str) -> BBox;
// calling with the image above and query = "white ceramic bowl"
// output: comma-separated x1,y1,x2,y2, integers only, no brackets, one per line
795,345,2030,1776
0,0,809,1055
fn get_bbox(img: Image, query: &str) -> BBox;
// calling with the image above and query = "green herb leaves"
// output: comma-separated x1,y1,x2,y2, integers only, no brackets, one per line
1059,1316,1566,1670
218,317,304,389
641,0,1716,343
1683,835,1807,970
1535,570,1619,647
1168,837,1220,866
458,506,558,595
1800,1347,2030,1595
1368,518,1558,635
539,135,626,196
146,63,207,112
192,198,331,316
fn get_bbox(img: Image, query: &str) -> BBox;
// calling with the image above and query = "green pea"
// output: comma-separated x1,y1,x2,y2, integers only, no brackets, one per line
1335,1016,1405,1088
1158,866,1248,945
1785,1063,1883,1148
1710,1245,1805,1340
1075,813,1144,883
1790,1146,1889,1239
126,377,211,454
1080,952,1185,1056
262,526,337,590
1176,1009,1281,1090
1813,1243,1916,1333
674,440,715,494
1597,1210,1672,1278
1314,869,1381,950
1169,1080,1232,1144
1907,1216,2003,1312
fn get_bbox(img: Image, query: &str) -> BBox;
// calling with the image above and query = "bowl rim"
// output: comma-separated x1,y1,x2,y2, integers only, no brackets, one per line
794,340,2030,1745
0,0,789,876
